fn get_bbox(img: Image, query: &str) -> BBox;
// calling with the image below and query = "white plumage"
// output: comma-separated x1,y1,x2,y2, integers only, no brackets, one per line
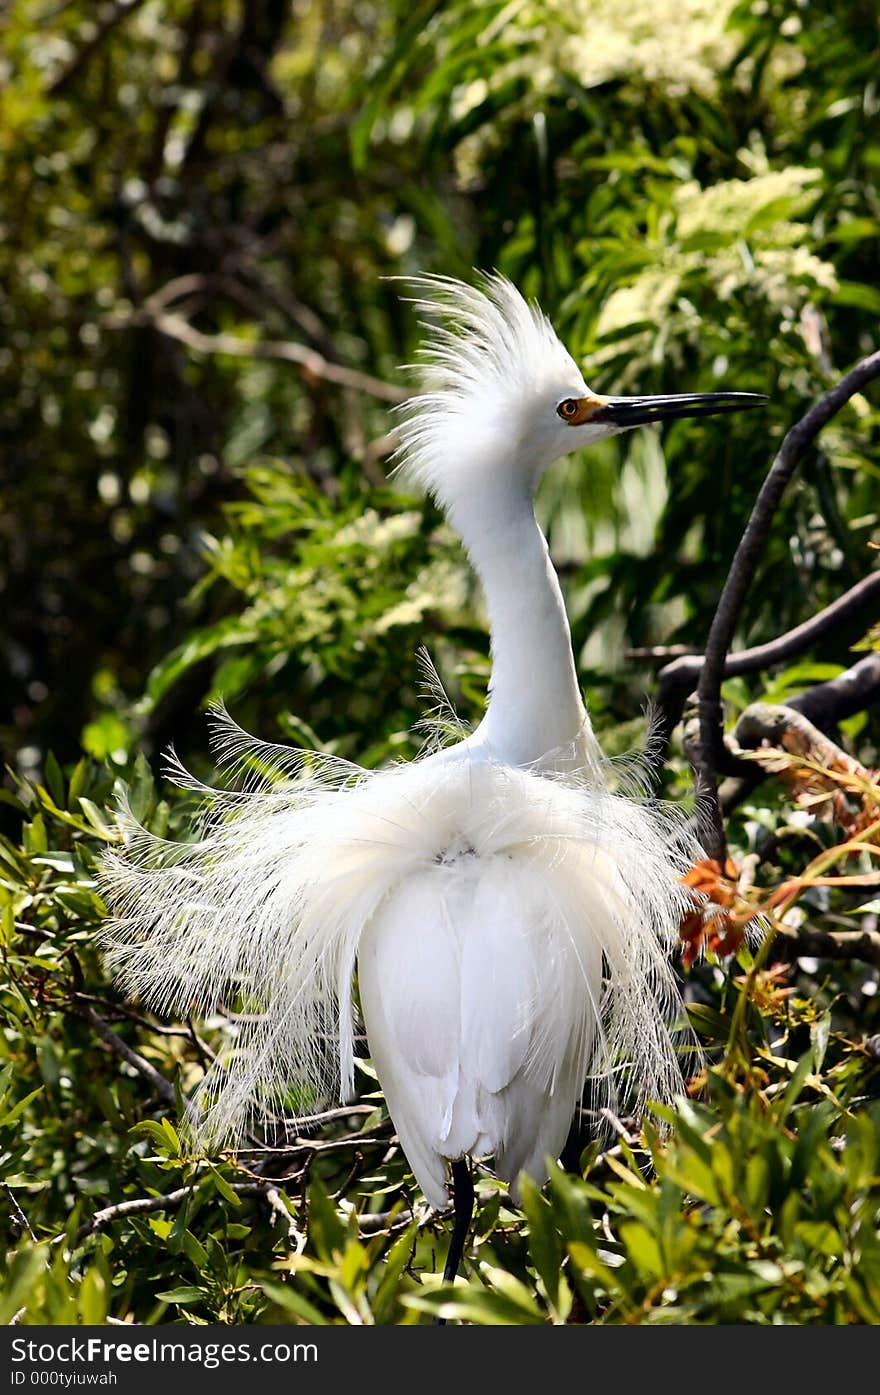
101,274,722,1210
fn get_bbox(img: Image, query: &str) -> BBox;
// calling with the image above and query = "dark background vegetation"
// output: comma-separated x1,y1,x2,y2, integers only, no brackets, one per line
1,0,880,1324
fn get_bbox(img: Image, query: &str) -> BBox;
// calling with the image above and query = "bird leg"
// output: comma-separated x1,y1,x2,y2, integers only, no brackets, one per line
443,1157,474,1284
433,1157,474,1326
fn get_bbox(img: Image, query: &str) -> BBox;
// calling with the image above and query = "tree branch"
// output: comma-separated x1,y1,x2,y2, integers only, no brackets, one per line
105,285,407,405
263,1186,305,1249
715,653,880,813
76,1181,264,1243
773,923,880,969
695,350,880,861
788,650,880,729
79,1003,178,1110
651,569,880,760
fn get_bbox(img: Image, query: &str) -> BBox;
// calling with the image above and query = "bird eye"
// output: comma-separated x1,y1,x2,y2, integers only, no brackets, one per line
557,399,579,420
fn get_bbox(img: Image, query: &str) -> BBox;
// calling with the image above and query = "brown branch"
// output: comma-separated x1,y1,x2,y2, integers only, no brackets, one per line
715,653,880,813
358,1208,416,1235
284,1104,376,1130
73,991,216,1059
76,1181,264,1243
652,568,880,754
80,1004,178,1109
788,651,880,729
773,924,880,969
628,644,695,663
263,1186,304,1248
695,351,880,861
105,290,407,405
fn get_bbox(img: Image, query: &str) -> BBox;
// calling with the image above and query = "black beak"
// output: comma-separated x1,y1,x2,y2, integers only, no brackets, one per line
593,391,768,428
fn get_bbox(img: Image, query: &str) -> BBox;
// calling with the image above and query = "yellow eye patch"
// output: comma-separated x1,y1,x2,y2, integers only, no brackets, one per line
556,396,607,426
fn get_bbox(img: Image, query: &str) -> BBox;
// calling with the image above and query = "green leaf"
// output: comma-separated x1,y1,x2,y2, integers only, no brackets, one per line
832,280,880,314
778,1053,814,1124
155,1287,207,1305
0,1086,44,1129
79,1266,107,1325
44,752,65,807
519,1174,562,1308
77,798,115,840
305,1177,347,1259
182,1229,209,1271
372,1222,416,1323
209,1166,242,1206
619,1221,665,1280
810,1012,832,1074
259,1280,329,1325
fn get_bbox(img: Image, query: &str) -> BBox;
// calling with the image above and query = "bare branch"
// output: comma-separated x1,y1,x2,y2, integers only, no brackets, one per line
789,651,880,729
716,653,880,814
76,1181,264,1242
695,350,880,861
3,1183,37,1241
649,569,880,742
105,288,407,405
79,1003,188,1115
773,923,880,969
652,570,880,768
358,1208,416,1234
732,700,869,772
627,643,695,663
285,1104,376,1130
263,1186,305,1249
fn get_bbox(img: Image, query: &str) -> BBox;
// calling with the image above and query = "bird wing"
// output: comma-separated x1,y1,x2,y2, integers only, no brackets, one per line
357,871,462,1208
358,848,602,1207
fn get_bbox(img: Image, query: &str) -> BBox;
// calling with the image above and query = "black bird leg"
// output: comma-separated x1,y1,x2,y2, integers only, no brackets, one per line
433,1157,474,1325
434,1156,474,1323
444,1156,474,1282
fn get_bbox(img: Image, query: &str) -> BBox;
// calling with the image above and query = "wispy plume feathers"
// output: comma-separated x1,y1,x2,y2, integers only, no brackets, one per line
100,704,696,1200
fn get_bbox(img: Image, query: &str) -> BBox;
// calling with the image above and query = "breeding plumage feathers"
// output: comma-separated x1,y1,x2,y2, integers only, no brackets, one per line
101,274,697,1209
102,710,691,1206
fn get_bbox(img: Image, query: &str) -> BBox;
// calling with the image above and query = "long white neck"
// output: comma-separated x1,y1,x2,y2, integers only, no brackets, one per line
446,486,597,771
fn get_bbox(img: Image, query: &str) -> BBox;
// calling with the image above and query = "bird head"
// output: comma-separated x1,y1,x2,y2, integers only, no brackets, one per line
394,274,765,513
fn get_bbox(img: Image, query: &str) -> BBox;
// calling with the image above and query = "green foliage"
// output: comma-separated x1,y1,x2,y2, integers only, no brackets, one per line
415,1078,880,1325
3,0,878,764
140,463,485,763
2,752,880,1325
2,0,880,1329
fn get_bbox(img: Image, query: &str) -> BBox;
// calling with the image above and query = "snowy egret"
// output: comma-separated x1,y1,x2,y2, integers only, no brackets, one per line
102,275,765,1283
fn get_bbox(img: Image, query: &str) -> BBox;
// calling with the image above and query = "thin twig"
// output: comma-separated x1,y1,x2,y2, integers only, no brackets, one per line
284,1104,376,1130
627,643,695,662
696,351,880,862
263,1186,305,1250
73,991,215,1056
358,1208,415,1235
76,1181,264,1243
79,1003,178,1110
3,1184,37,1241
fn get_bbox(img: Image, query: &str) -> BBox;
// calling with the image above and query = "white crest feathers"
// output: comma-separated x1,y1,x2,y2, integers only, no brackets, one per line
392,273,587,507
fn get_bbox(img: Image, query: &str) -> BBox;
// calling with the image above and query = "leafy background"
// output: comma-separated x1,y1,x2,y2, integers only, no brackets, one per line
1,0,879,1324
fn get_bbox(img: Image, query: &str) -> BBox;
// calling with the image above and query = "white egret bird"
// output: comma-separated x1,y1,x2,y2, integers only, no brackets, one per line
102,275,765,1282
